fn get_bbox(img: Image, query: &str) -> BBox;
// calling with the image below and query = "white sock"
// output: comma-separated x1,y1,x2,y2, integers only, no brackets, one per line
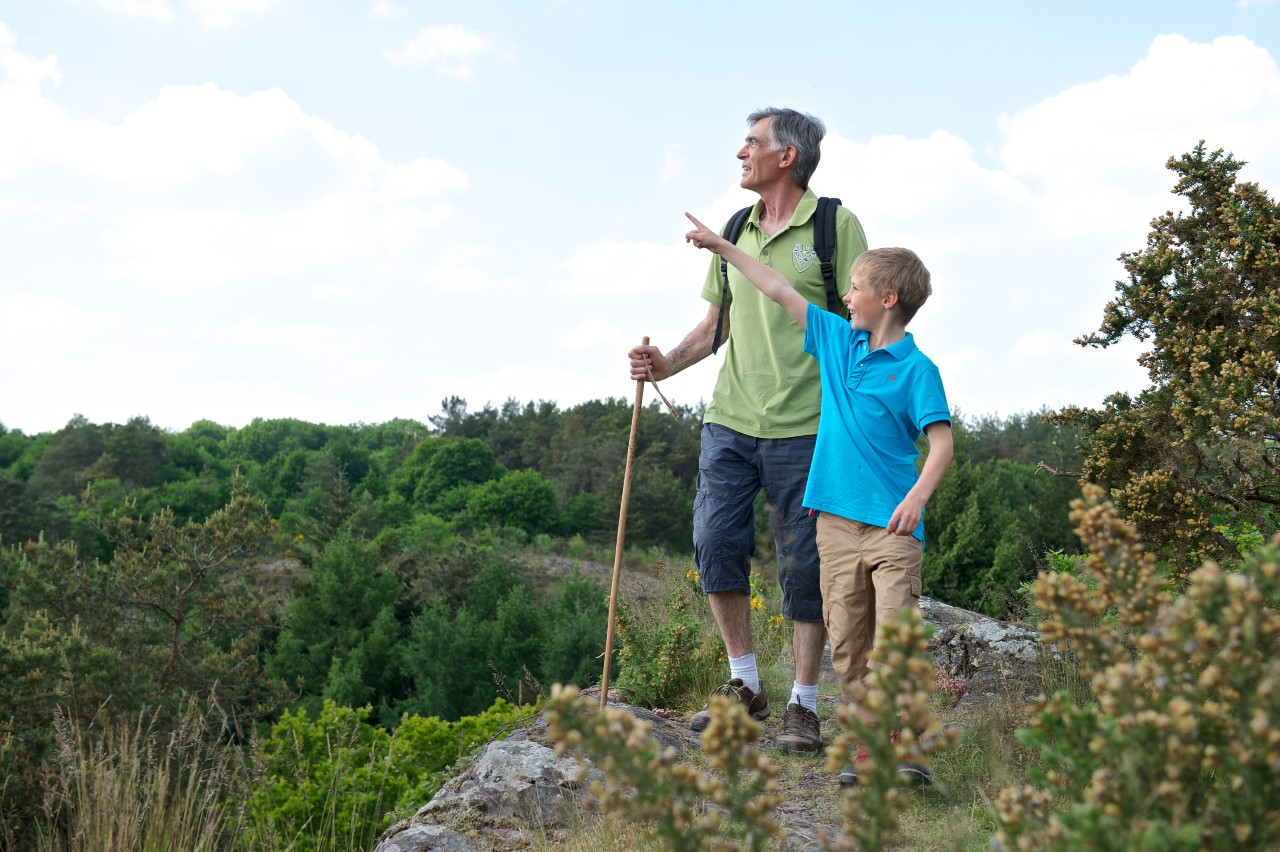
790,682,818,713
728,652,760,693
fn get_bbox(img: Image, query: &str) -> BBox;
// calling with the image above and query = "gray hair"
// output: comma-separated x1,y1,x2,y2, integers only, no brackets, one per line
747,107,826,188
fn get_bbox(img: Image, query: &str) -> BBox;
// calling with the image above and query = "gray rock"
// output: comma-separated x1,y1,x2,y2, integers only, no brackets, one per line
921,595,1053,707
373,823,481,852
374,732,605,851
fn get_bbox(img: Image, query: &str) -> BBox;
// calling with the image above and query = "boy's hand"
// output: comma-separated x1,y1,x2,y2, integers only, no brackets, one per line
685,213,725,252
886,494,926,537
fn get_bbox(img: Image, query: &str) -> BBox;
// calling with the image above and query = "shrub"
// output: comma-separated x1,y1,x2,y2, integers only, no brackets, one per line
612,566,726,709
467,470,560,536
994,484,1280,850
546,685,784,851
245,698,533,851
824,608,958,851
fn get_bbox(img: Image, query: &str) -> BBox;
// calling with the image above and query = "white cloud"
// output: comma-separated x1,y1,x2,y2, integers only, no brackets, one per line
550,240,701,296
386,25,510,78
804,33,1280,417
183,0,289,28
370,1,407,18
0,41,469,297
601,34,1280,421
85,0,176,21
996,35,1280,237
83,0,287,26
560,318,619,349
3,27,1278,433
419,243,540,296
311,279,368,304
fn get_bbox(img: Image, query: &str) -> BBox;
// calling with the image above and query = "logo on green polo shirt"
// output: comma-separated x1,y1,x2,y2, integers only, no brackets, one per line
792,244,817,272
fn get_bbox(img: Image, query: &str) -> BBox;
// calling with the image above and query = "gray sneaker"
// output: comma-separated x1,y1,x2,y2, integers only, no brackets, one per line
689,678,770,732
838,760,932,787
776,702,822,754
897,760,933,786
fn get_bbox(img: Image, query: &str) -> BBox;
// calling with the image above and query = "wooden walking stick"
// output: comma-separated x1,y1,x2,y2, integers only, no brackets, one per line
600,335,648,709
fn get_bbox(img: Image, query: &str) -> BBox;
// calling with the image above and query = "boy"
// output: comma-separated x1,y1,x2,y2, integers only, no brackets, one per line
684,212,953,786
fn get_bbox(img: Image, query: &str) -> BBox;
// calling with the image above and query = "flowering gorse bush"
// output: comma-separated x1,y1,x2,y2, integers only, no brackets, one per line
545,684,784,852
611,566,726,709
613,565,785,710
995,484,1280,850
823,608,957,851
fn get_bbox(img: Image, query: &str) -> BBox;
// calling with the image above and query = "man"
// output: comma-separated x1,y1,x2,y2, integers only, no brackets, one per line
628,107,867,753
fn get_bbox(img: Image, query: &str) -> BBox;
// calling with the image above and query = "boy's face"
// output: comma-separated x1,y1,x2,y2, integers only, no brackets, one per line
844,271,890,331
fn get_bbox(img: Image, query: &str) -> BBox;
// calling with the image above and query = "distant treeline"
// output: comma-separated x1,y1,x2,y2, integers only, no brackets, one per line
0,396,1083,618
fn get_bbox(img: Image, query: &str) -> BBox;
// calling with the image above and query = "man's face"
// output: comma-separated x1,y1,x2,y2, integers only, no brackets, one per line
737,118,785,192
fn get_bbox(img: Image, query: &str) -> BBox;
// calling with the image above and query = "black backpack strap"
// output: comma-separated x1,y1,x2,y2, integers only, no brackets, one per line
712,205,754,355
814,197,843,314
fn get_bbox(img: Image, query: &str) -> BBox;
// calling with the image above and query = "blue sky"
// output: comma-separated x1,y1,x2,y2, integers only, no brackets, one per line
1,0,1278,434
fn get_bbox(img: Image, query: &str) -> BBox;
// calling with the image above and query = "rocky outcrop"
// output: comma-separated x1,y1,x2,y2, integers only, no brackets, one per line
921,595,1054,709
374,705,698,851
374,599,1050,851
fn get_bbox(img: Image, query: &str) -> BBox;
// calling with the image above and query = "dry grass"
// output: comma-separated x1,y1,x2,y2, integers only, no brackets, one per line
37,702,247,852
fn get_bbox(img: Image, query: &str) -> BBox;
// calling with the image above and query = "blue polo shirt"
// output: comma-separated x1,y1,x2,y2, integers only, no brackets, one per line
802,303,950,543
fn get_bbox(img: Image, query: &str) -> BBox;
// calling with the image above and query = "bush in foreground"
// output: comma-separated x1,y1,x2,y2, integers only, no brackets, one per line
995,484,1280,850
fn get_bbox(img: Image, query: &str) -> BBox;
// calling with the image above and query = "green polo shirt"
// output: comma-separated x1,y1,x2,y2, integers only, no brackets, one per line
701,189,868,439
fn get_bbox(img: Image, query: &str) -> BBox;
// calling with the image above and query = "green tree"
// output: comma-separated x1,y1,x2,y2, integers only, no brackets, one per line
0,614,123,844
396,557,542,720
6,473,285,732
923,419,1080,618
104,415,167,489
467,469,559,535
540,572,608,687
25,414,105,500
245,698,530,852
0,423,45,479
136,471,228,523
621,462,694,550
390,436,503,512
0,472,43,546
225,417,330,464
398,599,495,720
268,534,404,722
1051,144,1280,579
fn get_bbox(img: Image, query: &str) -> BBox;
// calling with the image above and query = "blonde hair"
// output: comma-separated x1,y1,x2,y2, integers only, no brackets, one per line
852,247,932,323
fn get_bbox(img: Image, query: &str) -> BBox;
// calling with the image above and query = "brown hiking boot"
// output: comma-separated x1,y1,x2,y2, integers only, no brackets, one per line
689,678,770,732
776,702,822,754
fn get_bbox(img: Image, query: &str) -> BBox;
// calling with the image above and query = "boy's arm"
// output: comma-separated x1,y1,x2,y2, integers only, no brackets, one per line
685,212,810,329
886,421,954,537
